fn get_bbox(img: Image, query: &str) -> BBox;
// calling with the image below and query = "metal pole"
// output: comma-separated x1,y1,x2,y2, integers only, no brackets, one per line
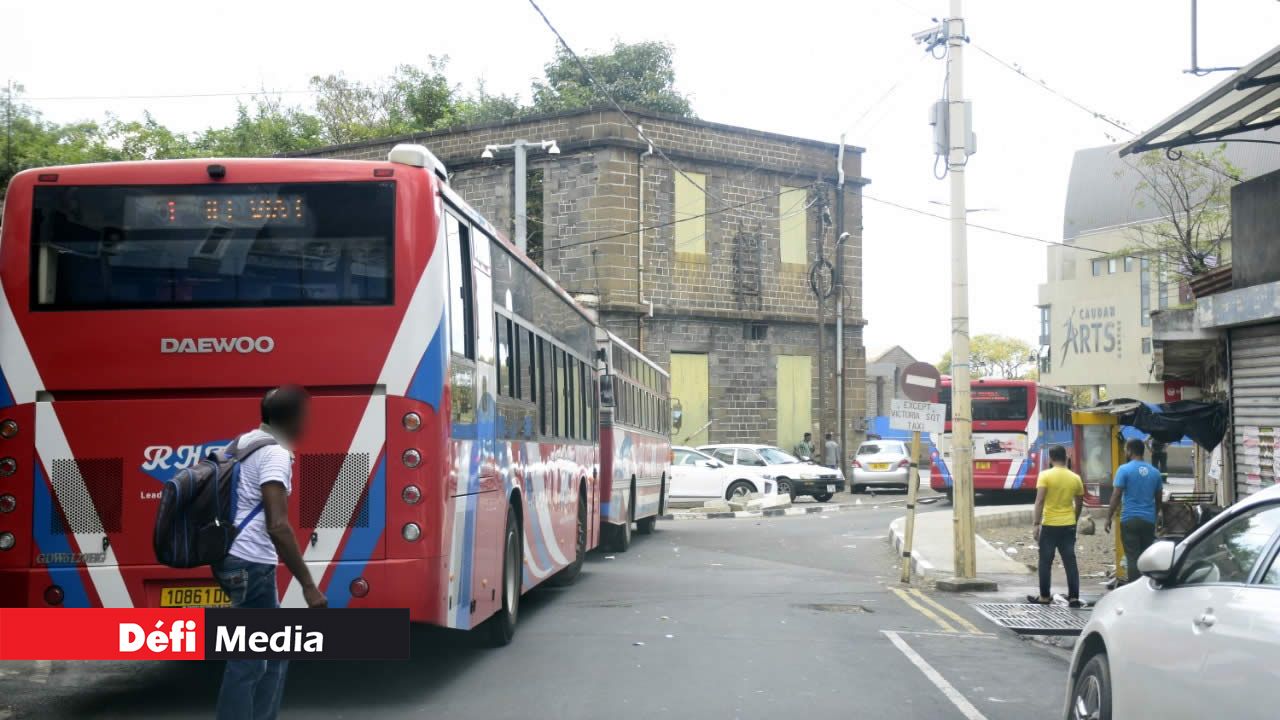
5,80,13,184
1190,0,1199,72
946,0,977,579
513,139,529,254
900,430,923,583
835,134,847,476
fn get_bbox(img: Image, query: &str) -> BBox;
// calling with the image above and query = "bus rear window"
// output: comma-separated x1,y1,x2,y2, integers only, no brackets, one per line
30,182,394,310
939,386,1029,422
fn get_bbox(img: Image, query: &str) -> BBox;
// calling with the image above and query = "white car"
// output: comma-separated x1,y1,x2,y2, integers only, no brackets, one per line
668,446,777,503
1064,483,1280,720
698,443,845,502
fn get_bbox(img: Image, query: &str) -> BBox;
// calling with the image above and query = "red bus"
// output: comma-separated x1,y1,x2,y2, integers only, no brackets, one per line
0,144,598,644
597,330,670,551
929,378,1073,500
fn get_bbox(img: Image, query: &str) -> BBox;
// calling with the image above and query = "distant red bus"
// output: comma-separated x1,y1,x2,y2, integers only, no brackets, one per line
0,145,598,644
929,378,1073,499
596,331,670,551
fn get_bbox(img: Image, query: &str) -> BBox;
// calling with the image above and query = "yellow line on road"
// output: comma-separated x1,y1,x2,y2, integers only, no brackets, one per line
891,587,957,633
908,588,984,635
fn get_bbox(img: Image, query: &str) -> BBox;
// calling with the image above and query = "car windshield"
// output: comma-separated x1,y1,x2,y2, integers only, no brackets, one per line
675,449,711,465
759,447,799,464
859,442,905,455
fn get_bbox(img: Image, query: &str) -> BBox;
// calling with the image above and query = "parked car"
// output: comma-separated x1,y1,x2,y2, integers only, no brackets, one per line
697,443,844,502
850,440,912,493
668,446,777,503
1064,483,1280,720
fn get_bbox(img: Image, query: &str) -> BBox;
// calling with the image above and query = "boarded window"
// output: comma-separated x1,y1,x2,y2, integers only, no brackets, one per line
674,172,707,255
779,186,808,265
776,355,813,454
671,353,710,445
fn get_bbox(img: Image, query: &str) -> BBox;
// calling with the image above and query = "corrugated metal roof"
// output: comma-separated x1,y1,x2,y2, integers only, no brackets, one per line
1063,129,1280,240
1189,264,1233,298
1121,44,1280,155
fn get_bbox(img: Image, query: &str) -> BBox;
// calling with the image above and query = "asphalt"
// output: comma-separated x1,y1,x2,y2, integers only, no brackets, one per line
0,496,1072,720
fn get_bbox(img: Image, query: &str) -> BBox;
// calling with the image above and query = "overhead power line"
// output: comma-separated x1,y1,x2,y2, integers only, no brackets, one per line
21,89,318,102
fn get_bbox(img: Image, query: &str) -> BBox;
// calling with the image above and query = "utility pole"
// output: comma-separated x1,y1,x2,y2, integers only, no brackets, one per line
5,80,13,186
835,135,848,475
481,139,561,254
945,0,977,581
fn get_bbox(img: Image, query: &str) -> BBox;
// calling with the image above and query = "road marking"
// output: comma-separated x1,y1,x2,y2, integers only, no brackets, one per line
908,588,984,634
891,587,957,633
893,629,996,639
883,631,989,720
31,661,51,685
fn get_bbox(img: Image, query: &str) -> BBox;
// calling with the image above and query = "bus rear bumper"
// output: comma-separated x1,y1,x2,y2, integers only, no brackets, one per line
0,558,446,624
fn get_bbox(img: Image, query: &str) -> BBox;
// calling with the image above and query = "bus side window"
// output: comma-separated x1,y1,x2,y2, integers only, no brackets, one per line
495,313,511,397
554,350,566,439
537,337,550,435
445,214,474,359
579,360,589,440
521,327,535,403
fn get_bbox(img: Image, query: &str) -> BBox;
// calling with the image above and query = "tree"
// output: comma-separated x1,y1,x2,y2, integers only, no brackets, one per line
532,41,693,116
936,335,1037,379
192,97,325,157
1123,145,1240,278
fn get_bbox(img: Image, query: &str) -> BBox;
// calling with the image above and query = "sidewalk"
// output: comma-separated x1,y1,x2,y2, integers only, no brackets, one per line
889,505,1035,579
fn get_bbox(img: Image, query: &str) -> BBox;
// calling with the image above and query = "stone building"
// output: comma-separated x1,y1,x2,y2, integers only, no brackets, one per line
865,346,920,418
290,106,867,453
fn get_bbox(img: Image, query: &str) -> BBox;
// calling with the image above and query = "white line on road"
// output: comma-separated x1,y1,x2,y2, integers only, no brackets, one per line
31,661,51,685
883,631,988,720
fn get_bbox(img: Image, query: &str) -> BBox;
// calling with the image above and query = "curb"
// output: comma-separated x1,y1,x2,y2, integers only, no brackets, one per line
661,504,853,521
888,508,1035,579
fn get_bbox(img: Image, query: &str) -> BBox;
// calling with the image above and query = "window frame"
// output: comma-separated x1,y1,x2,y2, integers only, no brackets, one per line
1170,501,1280,588
445,211,476,359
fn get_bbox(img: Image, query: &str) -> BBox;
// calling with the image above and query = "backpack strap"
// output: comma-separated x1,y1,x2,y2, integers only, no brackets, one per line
225,433,280,533
236,502,265,532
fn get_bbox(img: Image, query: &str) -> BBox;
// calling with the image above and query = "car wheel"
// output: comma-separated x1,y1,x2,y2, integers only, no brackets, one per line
812,491,834,503
1071,653,1111,720
776,478,795,501
725,480,756,501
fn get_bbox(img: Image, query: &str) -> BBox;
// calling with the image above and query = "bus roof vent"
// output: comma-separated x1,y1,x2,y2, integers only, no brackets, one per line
388,144,448,182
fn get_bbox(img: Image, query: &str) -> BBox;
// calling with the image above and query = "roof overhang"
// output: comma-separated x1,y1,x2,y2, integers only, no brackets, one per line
1120,44,1280,156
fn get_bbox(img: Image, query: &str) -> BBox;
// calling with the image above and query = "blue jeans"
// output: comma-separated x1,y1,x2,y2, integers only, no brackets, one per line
212,555,288,720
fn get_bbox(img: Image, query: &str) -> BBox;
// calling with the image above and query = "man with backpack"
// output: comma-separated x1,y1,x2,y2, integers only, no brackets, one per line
213,385,326,720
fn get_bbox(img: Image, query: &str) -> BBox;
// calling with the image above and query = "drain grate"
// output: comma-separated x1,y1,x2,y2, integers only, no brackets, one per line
973,603,1089,636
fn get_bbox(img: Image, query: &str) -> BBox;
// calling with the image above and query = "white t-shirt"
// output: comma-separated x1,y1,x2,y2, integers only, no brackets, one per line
228,428,294,565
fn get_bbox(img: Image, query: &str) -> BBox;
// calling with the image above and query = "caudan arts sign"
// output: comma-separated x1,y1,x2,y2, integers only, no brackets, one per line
1059,305,1123,367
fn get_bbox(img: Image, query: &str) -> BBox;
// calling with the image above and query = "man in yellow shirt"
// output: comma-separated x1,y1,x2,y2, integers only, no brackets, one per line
1029,445,1084,607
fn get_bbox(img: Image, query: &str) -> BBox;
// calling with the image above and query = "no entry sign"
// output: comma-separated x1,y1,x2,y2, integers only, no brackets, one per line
900,362,942,403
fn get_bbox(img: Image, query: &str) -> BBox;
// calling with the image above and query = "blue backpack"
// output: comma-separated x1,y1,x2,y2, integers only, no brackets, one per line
152,435,277,568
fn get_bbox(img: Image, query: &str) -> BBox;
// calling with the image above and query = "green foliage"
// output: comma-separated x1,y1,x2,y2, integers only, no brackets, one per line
533,40,692,116
936,335,1037,380
1124,145,1240,278
2,41,691,192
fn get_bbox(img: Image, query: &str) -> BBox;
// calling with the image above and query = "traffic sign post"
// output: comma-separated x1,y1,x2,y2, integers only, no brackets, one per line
892,362,942,584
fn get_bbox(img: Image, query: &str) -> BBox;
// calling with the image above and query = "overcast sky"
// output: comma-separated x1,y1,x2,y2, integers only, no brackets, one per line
4,0,1277,361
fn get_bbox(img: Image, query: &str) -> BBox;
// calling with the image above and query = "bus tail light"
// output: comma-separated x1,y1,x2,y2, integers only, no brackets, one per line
0,458,14,477
402,485,422,505
402,449,421,468
402,412,422,431
0,532,14,550
0,495,14,513
349,577,370,598
43,585,63,606
0,420,17,439
402,523,421,542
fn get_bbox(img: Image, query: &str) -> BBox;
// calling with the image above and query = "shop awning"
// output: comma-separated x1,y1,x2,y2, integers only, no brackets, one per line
1119,44,1280,156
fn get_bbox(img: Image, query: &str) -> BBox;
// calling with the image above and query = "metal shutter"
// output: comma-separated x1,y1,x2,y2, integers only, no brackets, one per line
1230,324,1280,500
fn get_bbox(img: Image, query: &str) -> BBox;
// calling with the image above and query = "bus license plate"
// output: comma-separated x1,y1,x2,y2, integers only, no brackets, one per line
160,586,231,608
975,461,992,470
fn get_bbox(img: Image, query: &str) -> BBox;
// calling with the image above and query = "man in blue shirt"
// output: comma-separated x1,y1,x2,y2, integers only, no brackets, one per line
1106,438,1164,582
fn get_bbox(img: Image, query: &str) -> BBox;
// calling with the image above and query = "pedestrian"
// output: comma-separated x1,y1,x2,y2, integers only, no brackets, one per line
1027,445,1084,607
823,432,839,469
794,432,815,462
213,386,327,720
1106,438,1164,584
1150,438,1168,476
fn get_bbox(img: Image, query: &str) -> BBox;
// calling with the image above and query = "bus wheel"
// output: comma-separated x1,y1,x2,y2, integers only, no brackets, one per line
944,489,954,504
548,490,587,586
636,515,656,535
484,505,521,647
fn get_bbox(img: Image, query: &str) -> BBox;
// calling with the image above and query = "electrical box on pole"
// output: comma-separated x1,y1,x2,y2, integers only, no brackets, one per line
929,100,977,158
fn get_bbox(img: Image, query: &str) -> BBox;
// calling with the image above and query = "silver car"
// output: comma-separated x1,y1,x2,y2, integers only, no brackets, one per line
850,440,911,492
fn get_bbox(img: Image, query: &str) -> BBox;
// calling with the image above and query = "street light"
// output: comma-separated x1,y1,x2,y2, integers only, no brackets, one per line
480,139,561,253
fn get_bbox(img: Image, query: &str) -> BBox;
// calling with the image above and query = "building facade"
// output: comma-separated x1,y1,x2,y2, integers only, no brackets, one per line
1038,140,1280,404
292,107,868,453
